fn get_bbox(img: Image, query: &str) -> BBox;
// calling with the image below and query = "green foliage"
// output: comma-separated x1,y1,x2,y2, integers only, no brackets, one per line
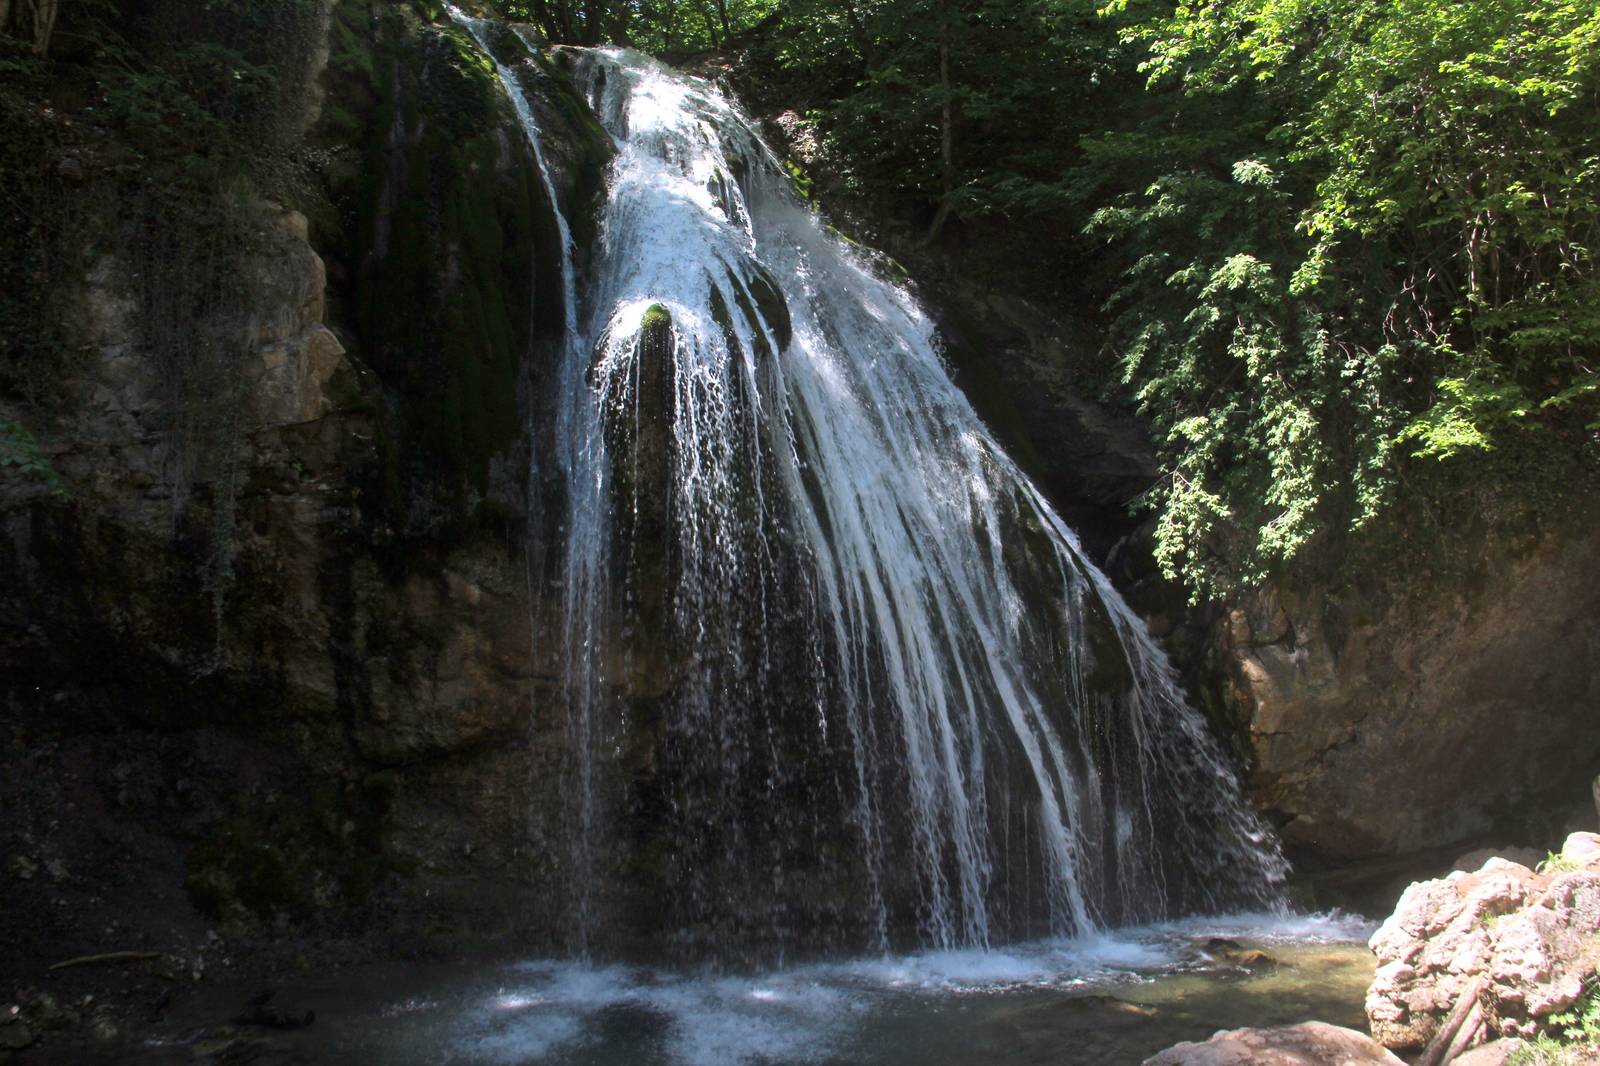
1511,980,1600,1066
87,0,320,183
758,0,1598,597
1089,0,1600,596
767,0,1135,232
499,0,779,51
0,415,67,496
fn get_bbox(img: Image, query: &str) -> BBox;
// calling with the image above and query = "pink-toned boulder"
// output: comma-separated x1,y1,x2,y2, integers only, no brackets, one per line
1447,1038,1526,1066
1142,1022,1405,1066
1366,858,1538,1049
1482,865,1600,1037
1366,833,1600,1051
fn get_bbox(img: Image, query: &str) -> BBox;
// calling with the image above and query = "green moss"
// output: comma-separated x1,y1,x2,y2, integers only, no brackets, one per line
785,159,816,203
641,303,672,331
525,50,615,249
319,7,615,565
324,8,541,557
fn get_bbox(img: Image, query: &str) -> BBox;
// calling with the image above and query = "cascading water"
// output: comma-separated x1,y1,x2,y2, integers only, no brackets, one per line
456,20,1284,962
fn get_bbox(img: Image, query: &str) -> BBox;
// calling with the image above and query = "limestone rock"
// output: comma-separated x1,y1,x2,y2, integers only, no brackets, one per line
1449,1038,1526,1066
1482,866,1600,1036
253,323,346,426
1219,536,1600,865
1143,1022,1405,1066
1366,834,1600,1050
249,221,346,426
1453,847,1545,873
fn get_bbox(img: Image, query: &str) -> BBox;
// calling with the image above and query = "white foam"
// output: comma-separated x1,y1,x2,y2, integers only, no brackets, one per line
444,963,859,1065
1142,910,1378,944
437,915,1370,1063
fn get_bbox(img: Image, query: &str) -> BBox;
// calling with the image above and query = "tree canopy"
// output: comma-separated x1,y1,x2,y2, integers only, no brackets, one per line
5,0,1596,598
732,0,1600,595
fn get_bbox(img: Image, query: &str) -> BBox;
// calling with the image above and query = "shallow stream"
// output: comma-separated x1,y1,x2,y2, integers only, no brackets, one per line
145,913,1376,1066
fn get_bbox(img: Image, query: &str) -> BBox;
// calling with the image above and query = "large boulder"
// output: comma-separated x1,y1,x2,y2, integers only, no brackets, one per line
1142,1021,1405,1066
1366,833,1600,1051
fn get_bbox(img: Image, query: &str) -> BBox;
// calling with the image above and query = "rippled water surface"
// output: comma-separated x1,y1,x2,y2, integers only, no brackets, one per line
149,913,1377,1065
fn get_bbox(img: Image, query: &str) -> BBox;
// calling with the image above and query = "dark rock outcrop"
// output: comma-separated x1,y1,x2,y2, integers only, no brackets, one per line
1217,538,1600,870
0,2,611,984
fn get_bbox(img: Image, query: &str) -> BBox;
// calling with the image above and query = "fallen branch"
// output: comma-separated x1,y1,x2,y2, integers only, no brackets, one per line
48,951,163,971
1439,1000,1486,1066
1418,974,1488,1066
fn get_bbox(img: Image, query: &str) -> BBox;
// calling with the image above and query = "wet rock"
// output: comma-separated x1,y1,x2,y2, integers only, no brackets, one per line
0,1023,33,1051
90,1003,118,1041
1019,994,1158,1031
1238,951,1280,970
234,1004,315,1030
1143,1021,1404,1066
22,992,80,1031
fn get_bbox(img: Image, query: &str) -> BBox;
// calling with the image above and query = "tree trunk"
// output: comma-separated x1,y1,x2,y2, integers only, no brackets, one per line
926,35,956,244
840,0,871,66
33,0,58,56
579,0,602,45
699,0,720,47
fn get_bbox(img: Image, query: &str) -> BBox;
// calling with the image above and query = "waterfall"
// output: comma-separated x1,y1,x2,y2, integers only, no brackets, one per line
454,22,1284,961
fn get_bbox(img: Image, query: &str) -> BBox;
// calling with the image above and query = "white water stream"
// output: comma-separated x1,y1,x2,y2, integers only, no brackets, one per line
453,21,1284,957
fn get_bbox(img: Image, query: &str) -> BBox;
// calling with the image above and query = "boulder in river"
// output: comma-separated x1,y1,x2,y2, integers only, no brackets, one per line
1141,1021,1404,1066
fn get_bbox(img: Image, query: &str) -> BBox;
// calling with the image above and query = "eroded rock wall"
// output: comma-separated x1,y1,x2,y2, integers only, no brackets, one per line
1214,535,1600,864
0,2,612,978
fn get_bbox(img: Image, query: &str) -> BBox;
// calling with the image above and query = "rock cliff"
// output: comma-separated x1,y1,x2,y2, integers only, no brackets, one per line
0,0,608,983
1213,536,1600,884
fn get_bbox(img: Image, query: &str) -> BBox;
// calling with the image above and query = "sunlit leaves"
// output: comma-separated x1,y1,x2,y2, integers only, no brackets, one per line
1093,0,1600,597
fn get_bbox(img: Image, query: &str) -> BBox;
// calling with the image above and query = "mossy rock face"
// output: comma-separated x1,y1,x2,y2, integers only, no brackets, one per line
314,2,609,561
